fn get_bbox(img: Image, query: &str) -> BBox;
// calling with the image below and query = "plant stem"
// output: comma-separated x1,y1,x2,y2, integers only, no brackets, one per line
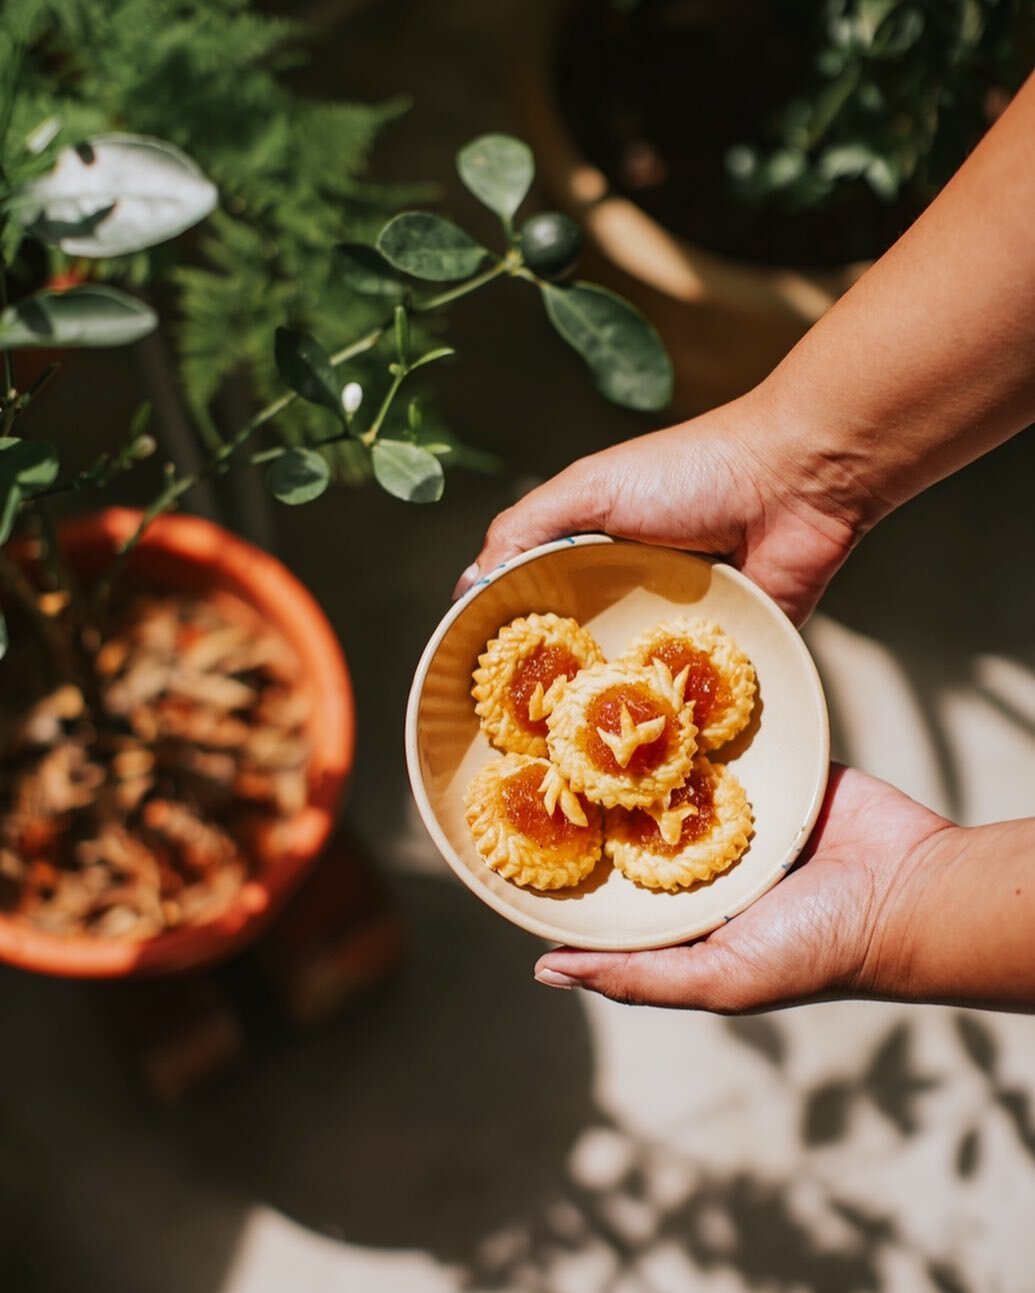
94,321,390,603
360,365,406,447
95,253,519,594
0,246,15,421
415,257,514,313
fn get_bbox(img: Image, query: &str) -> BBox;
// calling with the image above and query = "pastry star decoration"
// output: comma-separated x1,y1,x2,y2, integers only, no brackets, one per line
650,657,690,711
527,673,567,723
594,662,691,770
596,704,667,769
537,765,588,827
647,799,699,847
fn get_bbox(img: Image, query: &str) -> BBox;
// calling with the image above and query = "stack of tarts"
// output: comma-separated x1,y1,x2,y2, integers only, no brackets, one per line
465,612,757,893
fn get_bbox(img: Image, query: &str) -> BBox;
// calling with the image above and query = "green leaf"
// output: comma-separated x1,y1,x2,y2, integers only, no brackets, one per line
0,438,61,544
9,134,217,257
408,346,455,372
333,242,407,297
541,282,673,411
274,328,343,418
265,447,331,505
0,286,157,348
857,0,897,45
456,134,534,222
377,213,488,282
371,439,444,503
393,304,410,363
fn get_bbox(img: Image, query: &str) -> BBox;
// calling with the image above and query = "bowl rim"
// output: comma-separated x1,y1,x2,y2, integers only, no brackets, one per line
405,534,830,950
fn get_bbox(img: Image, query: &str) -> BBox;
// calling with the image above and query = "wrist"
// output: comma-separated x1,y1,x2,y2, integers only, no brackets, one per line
863,818,1035,1010
741,368,895,541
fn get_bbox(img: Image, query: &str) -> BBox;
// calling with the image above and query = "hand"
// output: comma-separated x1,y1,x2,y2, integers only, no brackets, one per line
533,766,955,1012
456,391,861,625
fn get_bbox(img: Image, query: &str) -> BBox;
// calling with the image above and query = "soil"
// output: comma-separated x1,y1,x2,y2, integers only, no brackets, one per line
0,580,313,941
554,0,930,268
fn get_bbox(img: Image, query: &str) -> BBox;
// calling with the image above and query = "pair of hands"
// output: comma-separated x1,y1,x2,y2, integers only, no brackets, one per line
456,394,960,1013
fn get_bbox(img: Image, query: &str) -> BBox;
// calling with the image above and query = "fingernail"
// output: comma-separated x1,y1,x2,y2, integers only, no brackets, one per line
452,562,479,600
535,967,581,990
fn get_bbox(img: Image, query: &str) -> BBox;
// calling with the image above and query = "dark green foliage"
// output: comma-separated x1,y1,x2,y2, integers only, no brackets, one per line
371,437,444,504
0,436,59,544
456,134,534,224
274,328,345,421
0,284,157,348
266,446,331,505
377,213,488,282
724,0,1035,213
0,0,414,456
542,281,674,411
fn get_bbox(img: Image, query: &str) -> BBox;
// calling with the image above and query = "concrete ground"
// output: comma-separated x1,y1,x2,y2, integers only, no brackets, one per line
2,2,1035,1291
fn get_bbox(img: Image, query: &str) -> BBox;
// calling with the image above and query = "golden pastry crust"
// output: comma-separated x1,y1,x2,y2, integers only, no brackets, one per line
605,757,753,891
472,613,604,758
621,618,756,750
546,659,698,809
464,754,603,890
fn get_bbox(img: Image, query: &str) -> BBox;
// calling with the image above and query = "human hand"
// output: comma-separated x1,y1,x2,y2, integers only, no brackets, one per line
533,766,955,1012
456,391,862,626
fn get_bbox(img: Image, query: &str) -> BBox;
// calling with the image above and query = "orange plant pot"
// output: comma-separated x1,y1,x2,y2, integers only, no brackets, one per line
0,508,355,978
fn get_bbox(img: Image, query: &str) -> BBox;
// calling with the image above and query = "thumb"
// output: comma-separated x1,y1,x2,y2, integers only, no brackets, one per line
532,941,772,1013
453,461,612,598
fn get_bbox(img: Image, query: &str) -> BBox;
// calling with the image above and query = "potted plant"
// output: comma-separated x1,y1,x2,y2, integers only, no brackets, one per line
0,9,673,978
513,0,1034,413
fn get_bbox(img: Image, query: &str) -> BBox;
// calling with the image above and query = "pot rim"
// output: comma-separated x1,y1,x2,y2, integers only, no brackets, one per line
510,0,869,320
0,507,355,978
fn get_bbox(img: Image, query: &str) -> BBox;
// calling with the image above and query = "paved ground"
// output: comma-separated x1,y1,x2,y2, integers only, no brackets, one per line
2,2,1035,1291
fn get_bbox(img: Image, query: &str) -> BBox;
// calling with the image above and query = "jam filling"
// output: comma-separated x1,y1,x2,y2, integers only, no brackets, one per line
649,638,729,731
582,682,674,776
500,763,589,849
626,764,716,856
508,644,582,736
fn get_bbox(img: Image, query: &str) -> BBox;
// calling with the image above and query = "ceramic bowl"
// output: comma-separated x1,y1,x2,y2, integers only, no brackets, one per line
405,535,829,951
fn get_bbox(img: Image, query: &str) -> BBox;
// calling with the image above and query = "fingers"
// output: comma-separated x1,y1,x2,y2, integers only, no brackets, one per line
533,940,780,1013
453,460,611,598
531,857,865,1013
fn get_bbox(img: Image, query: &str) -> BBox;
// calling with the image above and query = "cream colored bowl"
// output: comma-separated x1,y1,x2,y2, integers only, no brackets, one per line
405,535,829,951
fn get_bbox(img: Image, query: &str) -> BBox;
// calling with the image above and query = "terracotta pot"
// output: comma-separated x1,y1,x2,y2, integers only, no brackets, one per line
0,508,355,978
512,1,870,416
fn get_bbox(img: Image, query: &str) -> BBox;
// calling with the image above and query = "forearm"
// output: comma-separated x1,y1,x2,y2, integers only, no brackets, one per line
752,72,1035,537
876,817,1035,1010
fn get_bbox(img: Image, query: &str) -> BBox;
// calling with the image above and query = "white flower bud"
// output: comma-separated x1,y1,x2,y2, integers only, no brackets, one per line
342,382,363,416
26,116,61,155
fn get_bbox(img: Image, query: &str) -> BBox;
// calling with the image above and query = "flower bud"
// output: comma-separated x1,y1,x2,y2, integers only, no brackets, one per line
342,382,363,416
130,435,157,460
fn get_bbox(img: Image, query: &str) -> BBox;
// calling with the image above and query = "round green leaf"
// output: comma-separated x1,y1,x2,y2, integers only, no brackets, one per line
0,438,60,492
457,134,534,222
541,281,673,412
371,439,444,503
0,438,61,544
377,213,487,282
333,242,407,298
10,134,217,257
265,447,331,505
0,285,157,349
274,328,343,417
